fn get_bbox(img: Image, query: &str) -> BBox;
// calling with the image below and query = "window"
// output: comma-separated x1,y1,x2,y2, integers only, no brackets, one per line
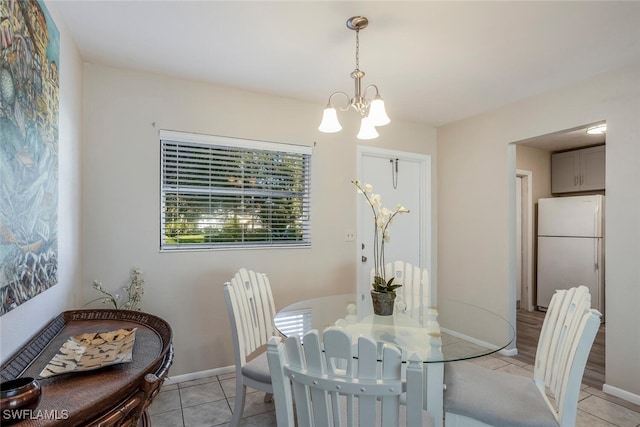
160,131,312,250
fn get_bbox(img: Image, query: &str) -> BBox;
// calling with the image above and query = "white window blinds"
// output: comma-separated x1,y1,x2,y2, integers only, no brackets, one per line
160,131,312,250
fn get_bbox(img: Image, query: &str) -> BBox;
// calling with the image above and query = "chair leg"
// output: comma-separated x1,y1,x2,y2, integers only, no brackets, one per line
264,392,273,403
230,382,246,427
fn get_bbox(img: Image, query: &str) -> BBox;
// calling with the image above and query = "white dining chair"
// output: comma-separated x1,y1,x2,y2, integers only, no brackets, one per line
223,268,277,426
371,260,431,324
267,327,434,427
443,285,601,427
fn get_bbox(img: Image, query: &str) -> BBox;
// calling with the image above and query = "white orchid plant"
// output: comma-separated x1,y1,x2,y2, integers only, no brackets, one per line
353,180,410,296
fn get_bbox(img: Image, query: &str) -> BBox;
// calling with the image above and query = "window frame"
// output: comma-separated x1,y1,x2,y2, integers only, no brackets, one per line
160,130,312,251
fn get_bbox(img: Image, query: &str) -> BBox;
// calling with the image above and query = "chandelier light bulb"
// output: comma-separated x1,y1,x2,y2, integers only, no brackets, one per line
368,95,390,127
318,106,342,133
357,116,379,140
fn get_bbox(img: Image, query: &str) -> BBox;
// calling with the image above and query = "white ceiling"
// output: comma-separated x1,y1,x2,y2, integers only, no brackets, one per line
52,1,640,147
516,121,606,152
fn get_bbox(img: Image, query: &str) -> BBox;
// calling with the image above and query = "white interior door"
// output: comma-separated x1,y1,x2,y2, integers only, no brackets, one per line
356,147,431,315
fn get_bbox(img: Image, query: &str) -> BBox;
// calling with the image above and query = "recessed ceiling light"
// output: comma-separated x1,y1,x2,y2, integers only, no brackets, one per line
586,124,607,135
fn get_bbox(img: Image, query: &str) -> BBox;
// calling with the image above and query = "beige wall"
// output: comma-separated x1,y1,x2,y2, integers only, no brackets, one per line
437,65,640,401
81,64,436,376
0,3,84,361
516,144,551,202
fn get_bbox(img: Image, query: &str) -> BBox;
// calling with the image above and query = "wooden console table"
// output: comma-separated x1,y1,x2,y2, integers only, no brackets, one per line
1,310,173,426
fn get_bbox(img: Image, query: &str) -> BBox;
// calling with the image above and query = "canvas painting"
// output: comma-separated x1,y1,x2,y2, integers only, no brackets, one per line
0,0,59,315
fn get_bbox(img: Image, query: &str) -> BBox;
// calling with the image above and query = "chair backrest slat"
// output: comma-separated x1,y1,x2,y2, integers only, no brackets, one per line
285,336,314,425
224,283,247,364
551,288,590,393
380,343,402,425
237,269,257,344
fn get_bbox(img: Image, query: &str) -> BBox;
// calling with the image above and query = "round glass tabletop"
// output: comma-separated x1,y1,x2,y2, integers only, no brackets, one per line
274,294,515,363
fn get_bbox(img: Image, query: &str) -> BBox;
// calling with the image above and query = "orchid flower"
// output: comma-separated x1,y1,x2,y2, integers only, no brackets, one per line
352,180,410,296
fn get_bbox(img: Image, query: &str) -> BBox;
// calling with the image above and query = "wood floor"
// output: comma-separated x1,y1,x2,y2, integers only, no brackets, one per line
513,309,606,389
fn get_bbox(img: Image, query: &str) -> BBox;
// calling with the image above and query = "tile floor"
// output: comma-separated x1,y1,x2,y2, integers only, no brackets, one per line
149,353,640,427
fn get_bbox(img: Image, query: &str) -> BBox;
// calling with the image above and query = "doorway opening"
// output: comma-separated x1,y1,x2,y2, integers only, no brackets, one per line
516,170,533,312
510,121,606,388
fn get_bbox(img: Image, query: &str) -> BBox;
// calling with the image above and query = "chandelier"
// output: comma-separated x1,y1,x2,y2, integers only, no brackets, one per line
318,16,390,140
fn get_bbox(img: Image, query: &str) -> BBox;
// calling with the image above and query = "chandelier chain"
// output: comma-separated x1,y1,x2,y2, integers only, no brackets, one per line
355,29,360,70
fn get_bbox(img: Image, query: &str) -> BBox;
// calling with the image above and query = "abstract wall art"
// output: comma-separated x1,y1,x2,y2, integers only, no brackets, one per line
0,0,59,315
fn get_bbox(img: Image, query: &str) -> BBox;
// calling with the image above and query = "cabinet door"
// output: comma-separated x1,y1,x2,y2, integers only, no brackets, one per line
551,151,579,193
580,145,606,191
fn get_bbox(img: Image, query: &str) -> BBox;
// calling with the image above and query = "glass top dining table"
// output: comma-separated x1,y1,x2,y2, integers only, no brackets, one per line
273,294,515,363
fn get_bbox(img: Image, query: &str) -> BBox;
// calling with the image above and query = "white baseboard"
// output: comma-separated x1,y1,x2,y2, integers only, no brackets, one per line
602,383,640,405
165,365,235,386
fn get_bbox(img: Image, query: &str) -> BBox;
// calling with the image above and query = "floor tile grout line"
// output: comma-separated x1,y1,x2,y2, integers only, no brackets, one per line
177,386,186,427
217,375,234,413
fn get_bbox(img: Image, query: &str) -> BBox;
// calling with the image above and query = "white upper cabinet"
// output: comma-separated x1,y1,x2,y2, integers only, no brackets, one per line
551,145,605,194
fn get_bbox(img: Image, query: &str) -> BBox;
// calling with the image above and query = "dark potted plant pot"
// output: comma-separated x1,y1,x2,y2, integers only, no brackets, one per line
371,290,395,316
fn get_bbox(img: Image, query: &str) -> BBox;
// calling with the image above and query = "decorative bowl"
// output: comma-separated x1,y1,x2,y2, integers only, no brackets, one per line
1,377,42,424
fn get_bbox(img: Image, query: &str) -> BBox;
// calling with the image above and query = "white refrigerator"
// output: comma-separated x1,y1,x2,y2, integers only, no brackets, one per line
536,195,604,315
